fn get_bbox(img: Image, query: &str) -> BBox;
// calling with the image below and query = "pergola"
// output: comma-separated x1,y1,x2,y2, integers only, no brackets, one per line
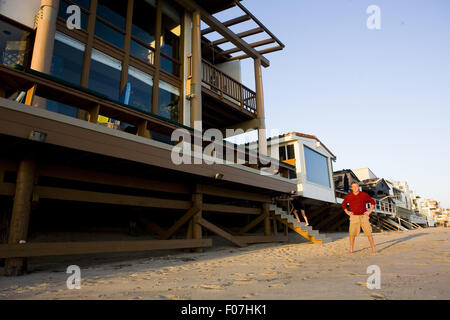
177,0,285,68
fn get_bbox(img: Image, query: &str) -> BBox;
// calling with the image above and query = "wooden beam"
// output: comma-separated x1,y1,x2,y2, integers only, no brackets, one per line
175,0,270,67
138,217,167,238
234,235,287,244
237,211,269,235
196,217,247,247
191,190,203,252
217,39,276,57
160,205,201,240
198,184,271,202
0,239,212,258
34,185,192,209
212,27,264,46
203,203,261,215
201,15,250,35
35,164,191,195
229,46,284,61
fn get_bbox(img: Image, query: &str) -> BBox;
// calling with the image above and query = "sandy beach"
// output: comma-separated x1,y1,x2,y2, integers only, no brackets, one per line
0,227,448,300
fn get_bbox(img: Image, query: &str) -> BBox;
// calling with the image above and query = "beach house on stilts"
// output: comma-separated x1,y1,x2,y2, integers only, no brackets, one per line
0,0,311,276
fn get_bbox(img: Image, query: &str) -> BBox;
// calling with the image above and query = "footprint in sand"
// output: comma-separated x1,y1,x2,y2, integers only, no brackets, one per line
371,293,386,300
199,284,224,290
356,281,367,287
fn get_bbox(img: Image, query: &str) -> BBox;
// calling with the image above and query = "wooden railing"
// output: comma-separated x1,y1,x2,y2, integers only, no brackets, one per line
202,59,257,115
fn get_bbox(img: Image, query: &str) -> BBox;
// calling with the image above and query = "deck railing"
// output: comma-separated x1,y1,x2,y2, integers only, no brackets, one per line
202,59,257,115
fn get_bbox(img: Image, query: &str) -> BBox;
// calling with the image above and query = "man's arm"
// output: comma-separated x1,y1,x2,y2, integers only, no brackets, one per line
364,194,376,215
341,195,353,216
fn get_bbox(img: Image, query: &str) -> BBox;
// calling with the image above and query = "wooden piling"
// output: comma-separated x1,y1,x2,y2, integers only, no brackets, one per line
4,155,36,276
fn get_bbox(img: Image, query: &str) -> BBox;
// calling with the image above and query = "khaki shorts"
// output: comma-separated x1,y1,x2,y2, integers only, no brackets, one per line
349,214,372,236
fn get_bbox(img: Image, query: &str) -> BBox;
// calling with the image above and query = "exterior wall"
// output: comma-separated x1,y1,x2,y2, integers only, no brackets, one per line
0,0,41,28
216,60,242,83
352,167,377,181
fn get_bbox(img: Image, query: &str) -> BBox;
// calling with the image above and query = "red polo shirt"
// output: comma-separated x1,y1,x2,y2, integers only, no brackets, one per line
341,191,375,215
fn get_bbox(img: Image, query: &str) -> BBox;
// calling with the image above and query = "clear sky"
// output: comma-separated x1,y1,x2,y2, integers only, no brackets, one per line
208,0,450,208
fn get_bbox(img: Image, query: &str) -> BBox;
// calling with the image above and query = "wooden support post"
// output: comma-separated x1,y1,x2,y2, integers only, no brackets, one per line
0,87,5,98
88,104,100,124
4,155,36,276
78,0,98,120
262,203,271,236
184,220,193,252
272,214,278,236
254,57,267,155
190,10,202,127
192,190,203,252
28,0,59,109
152,0,163,115
137,120,151,138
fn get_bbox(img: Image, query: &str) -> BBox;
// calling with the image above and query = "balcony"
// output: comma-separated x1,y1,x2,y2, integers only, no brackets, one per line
201,59,257,130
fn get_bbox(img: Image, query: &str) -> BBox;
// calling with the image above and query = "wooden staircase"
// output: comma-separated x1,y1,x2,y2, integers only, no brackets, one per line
269,204,331,244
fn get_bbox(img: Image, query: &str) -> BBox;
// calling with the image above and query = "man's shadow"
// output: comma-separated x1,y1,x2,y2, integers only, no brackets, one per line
353,232,427,253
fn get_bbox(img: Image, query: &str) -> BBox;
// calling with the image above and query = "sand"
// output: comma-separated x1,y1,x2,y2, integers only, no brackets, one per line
0,227,449,300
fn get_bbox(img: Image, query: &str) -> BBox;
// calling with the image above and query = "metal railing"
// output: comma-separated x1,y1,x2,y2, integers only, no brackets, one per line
374,199,397,215
202,59,257,114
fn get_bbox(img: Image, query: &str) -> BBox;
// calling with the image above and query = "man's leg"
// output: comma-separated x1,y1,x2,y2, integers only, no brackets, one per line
301,209,309,226
348,215,359,253
362,215,377,253
293,209,300,223
349,235,355,253
367,235,377,254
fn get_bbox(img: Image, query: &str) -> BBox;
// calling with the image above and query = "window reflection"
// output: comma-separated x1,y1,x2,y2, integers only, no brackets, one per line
158,80,179,121
48,32,85,117
95,0,127,49
131,0,156,65
161,0,181,75
128,66,153,113
88,49,122,101
304,146,331,187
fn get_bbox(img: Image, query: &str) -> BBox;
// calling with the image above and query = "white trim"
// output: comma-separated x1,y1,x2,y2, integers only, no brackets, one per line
128,66,154,86
91,48,122,71
55,31,85,52
159,79,180,95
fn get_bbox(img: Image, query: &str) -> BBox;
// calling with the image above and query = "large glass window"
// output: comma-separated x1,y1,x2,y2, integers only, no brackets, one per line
0,19,32,67
47,32,85,117
58,0,90,30
95,0,127,49
130,0,157,65
128,66,153,113
160,0,181,75
304,146,331,187
88,49,122,101
158,80,179,121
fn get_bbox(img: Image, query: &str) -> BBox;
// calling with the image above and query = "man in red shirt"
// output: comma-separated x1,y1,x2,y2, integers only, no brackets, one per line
342,181,377,254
